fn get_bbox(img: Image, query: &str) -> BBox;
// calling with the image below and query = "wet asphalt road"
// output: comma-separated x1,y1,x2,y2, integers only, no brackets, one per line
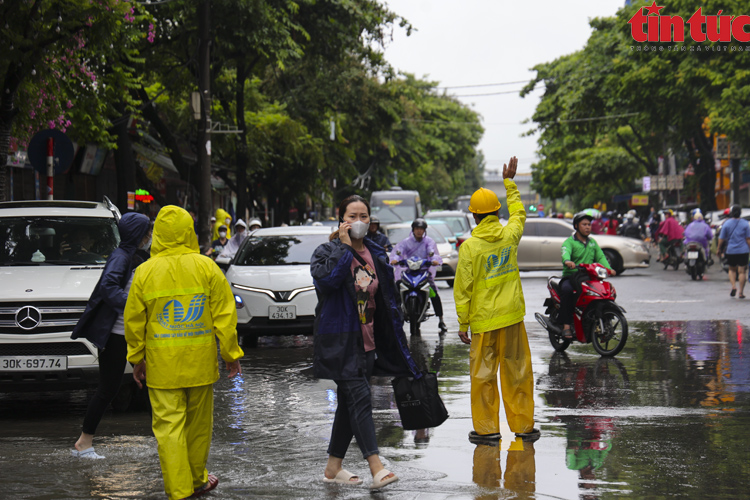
1,249,749,499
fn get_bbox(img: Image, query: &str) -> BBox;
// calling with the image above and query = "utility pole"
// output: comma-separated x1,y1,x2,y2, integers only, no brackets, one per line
198,0,212,249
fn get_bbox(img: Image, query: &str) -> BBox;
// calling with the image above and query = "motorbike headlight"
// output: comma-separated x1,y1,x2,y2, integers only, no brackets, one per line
407,260,422,271
596,267,609,279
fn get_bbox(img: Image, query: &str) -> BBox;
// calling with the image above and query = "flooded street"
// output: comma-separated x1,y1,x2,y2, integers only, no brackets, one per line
2,267,750,499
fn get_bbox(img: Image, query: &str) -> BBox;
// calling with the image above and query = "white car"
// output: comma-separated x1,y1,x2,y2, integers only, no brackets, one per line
0,199,134,400
226,225,334,347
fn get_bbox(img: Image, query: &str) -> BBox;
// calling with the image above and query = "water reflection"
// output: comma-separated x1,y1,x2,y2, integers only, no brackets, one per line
472,439,535,499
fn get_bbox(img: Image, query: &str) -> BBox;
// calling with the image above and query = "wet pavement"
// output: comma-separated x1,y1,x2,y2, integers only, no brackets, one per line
2,264,750,498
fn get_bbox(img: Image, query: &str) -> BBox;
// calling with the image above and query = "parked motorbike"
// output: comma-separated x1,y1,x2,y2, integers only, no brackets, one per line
535,263,628,357
661,237,683,270
396,257,435,336
683,242,708,280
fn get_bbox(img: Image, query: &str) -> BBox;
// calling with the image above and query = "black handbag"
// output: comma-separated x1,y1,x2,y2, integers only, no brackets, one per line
391,371,448,430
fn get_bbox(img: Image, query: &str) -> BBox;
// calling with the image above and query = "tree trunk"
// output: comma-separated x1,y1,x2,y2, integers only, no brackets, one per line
112,109,137,213
688,126,718,212
235,59,249,223
0,86,19,202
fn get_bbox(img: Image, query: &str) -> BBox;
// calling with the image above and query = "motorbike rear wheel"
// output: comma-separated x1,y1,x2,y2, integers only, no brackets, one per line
407,296,421,336
548,328,571,352
691,266,698,280
591,305,628,357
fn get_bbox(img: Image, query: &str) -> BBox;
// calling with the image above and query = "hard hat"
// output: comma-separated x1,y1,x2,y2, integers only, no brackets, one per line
468,187,501,214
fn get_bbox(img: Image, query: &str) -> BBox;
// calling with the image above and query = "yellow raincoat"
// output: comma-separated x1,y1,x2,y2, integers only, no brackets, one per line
212,208,232,241
125,206,243,500
453,179,534,436
454,179,526,333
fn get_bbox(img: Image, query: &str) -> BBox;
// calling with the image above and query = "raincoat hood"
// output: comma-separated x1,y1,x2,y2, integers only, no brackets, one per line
151,206,200,258
118,212,151,253
471,215,504,242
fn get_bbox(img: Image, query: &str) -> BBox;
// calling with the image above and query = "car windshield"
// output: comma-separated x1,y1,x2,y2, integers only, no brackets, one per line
426,216,469,234
0,216,119,266
233,234,329,266
386,227,447,245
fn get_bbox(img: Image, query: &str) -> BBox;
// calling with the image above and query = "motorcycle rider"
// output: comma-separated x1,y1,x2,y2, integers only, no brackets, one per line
620,214,642,239
390,219,446,333
590,213,605,235
656,210,684,262
366,215,393,252
559,213,614,340
683,212,713,265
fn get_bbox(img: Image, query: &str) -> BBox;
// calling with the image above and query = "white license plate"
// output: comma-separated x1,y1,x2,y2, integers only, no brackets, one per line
0,356,67,372
269,305,296,320
687,251,699,259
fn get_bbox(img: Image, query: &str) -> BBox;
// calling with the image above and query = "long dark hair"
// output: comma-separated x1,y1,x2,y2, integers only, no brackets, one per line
329,195,371,241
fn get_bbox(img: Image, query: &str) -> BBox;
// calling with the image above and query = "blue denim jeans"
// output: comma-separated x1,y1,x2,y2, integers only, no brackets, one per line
328,351,379,459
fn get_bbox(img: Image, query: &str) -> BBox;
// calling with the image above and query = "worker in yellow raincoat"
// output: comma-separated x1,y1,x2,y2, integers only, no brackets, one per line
125,205,244,500
453,156,539,445
212,208,232,240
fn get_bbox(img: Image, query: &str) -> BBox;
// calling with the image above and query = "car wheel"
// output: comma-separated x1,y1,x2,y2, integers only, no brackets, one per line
603,249,624,275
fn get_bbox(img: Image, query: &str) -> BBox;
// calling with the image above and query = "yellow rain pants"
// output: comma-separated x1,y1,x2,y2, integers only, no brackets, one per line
472,439,536,494
149,385,213,500
469,322,534,435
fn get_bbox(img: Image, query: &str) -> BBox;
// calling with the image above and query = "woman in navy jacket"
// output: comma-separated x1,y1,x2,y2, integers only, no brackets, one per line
70,212,152,459
311,195,418,489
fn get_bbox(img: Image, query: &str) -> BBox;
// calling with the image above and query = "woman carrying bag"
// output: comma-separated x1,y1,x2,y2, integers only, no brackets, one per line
310,195,420,489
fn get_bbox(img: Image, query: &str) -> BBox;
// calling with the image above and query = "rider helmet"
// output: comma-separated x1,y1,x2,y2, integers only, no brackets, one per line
730,204,741,218
573,212,594,230
412,218,428,230
693,212,703,221
468,187,502,213
369,215,380,226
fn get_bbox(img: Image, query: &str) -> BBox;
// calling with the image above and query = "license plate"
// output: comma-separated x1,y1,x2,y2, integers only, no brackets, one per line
0,356,67,372
269,305,296,320
687,251,699,259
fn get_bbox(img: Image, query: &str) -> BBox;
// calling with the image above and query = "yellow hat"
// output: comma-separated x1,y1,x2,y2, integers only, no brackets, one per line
468,187,501,214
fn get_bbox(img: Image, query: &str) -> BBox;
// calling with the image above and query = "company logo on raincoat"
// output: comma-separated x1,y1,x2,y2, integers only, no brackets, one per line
484,246,515,280
158,294,207,330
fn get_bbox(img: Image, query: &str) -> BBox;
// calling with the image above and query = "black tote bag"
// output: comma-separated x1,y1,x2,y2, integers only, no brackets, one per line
391,371,449,430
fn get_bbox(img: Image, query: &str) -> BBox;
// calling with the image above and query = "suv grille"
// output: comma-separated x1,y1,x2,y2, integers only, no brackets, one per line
0,301,88,335
0,342,93,356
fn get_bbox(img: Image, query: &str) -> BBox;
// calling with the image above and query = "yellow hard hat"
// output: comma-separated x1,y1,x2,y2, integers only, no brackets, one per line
468,187,501,214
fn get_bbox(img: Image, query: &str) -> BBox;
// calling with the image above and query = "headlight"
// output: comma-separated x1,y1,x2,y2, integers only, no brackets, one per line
596,267,609,279
234,294,245,309
407,260,422,271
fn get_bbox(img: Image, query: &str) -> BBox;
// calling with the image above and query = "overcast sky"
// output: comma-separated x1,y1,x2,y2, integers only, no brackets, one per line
382,0,628,174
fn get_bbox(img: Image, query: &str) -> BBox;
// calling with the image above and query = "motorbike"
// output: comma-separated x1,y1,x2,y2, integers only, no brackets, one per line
683,242,708,280
396,257,435,336
534,263,628,357
661,236,683,270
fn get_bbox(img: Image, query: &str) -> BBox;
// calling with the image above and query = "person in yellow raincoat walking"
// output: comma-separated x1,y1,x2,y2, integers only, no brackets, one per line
453,156,540,445
125,206,244,500
212,208,233,240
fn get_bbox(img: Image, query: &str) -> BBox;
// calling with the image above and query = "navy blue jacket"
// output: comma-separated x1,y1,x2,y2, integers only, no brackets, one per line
310,238,419,380
71,212,151,349
366,231,393,253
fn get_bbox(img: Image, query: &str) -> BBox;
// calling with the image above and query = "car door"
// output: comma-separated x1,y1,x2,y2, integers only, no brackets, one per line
517,220,540,270
535,220,574,268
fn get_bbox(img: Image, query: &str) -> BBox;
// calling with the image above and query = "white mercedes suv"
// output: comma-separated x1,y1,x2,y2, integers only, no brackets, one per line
0,199,124,394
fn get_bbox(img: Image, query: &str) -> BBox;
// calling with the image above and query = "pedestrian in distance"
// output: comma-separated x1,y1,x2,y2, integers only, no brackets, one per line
204,224,228,258
310,195,420,490
124,206,244,500
453,156,540,445
70,212,152,459
717,204,750,299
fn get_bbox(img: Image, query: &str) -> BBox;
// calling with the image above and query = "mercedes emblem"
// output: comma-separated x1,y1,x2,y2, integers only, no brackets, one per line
15,306,42,330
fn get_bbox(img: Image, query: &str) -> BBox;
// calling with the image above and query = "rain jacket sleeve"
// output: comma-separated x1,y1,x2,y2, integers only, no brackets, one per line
124,269,148,365
454,242,475,332
504,179,526,246
209,264,243,363
311,242,354,293
428,237,443,265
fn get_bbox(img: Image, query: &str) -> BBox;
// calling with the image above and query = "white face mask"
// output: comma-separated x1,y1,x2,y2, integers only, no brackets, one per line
139,236,152,251
349,220,369,240
225,218,231,225
219,231,227,238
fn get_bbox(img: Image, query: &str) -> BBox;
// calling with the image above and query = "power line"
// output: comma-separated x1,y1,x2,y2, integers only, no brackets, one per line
436,79,533,90
452,86,544,98
539,112,640,124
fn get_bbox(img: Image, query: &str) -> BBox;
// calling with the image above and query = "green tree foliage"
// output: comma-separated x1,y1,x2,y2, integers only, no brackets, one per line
524,0,750,212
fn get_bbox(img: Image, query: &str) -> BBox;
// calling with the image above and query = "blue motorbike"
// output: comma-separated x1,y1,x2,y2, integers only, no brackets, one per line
396,257,435,336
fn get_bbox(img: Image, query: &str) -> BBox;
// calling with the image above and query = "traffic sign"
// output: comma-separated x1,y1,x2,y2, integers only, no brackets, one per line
27,129,75,175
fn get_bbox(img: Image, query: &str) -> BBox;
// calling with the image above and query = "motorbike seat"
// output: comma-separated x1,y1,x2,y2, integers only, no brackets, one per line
549,276,562,295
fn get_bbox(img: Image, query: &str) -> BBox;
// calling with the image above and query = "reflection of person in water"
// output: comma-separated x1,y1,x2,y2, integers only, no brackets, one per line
472,439,536,498
563,415,614,495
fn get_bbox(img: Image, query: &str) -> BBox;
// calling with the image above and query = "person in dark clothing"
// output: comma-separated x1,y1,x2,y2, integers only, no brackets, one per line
205,225,229,259
620,215,642,239
365,215,392,252
311,195,419,489
70,212,152,459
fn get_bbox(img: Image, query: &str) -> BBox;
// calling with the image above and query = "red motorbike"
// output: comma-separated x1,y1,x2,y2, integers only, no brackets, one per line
534,263,628,357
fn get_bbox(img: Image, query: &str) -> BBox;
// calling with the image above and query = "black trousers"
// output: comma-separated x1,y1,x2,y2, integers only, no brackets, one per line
81,334,128,435
559,278,579,326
